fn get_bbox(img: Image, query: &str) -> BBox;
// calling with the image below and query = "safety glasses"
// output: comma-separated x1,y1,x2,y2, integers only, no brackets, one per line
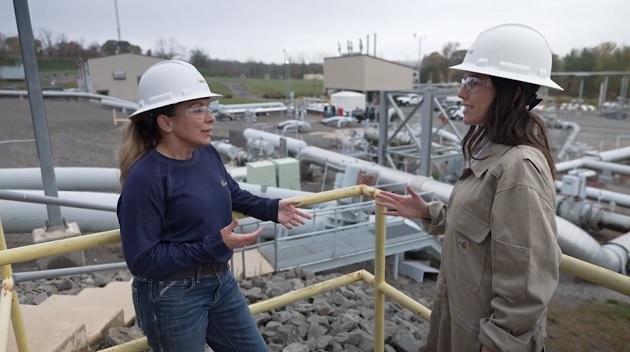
181,105,213,120
460,76,492,92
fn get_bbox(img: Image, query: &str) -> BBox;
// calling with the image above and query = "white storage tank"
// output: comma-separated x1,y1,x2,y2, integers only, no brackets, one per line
330,91,366,113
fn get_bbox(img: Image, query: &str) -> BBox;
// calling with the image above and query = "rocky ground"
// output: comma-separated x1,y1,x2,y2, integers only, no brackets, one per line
2,97,630,351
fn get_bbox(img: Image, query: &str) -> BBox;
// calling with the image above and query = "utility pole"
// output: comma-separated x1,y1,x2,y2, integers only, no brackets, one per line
114,0,122,41
283,48,292,112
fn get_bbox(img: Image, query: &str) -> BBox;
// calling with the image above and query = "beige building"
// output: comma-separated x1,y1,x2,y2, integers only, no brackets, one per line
323,54,415,95
86,54,162,101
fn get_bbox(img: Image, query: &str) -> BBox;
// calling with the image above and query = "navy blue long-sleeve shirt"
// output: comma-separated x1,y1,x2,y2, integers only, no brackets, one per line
117,146,279,278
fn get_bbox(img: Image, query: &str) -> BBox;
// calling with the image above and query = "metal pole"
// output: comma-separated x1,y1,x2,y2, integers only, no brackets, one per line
12,262,127,283
378,91,388,166
113,0,122,41
374,204,386,352
373,33,377,57
578,78,585,102
0,190,116,212
598,76,609,111
13,0,64,229
420,88,434,177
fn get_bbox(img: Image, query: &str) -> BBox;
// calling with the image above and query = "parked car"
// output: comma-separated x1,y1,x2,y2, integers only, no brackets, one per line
395,94,422,106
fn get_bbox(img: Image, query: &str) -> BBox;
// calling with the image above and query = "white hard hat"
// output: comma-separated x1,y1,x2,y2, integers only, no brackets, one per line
129,60,222,118
450,23,563,91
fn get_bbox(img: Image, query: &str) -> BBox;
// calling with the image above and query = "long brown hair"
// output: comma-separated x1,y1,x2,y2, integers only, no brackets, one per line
118,104,175,184
461,76,556,178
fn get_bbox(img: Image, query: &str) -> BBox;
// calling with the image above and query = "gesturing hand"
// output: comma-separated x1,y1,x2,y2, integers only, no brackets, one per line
374,185,429,220
220,220,263,249
278,199,312,229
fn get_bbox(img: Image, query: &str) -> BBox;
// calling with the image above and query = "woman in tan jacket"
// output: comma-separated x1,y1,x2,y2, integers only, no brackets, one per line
375,24,564,352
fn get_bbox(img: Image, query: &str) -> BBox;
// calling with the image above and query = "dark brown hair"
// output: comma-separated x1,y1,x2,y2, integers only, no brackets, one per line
461,76,556,178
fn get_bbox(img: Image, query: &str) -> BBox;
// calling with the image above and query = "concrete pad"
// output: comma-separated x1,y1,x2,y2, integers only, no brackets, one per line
75,280,134,325
231,249,274,279
8,307,88,352
21,299,124,344
44,284,134,327
33,222,85,269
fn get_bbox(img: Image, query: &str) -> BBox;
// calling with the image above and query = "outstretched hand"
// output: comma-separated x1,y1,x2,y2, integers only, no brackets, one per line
374,185,429,220
220,220,263,249
278,199,312,229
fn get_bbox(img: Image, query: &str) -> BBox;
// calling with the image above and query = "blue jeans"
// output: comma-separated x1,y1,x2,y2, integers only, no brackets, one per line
132,270,267,352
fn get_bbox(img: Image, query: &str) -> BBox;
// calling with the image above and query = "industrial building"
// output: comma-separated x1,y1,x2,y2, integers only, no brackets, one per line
323,54,415,99
85,53,162,101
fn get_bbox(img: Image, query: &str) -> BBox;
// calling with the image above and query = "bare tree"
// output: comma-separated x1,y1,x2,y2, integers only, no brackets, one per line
38,28,58,57
0,32,6,55
189,49,210,69
154,38,186,59
441,41,460,59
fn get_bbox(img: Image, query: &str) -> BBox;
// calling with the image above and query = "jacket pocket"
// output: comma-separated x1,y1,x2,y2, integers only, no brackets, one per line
492,238,531,298
449,205,491,293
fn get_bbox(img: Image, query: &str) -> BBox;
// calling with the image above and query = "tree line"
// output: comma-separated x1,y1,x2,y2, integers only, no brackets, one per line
1,30,628,99
0,30,323,80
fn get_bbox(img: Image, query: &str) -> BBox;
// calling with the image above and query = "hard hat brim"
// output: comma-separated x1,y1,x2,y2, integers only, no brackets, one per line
129,92,222,119
450,63,564,91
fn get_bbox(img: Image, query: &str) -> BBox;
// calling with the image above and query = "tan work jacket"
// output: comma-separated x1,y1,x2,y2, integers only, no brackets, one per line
422,143,561,352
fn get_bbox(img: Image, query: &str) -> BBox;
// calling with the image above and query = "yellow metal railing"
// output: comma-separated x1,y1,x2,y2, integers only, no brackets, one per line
0,184,629,352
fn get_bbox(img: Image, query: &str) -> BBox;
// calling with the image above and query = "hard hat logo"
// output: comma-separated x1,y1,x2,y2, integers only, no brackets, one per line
129,60,222,119
450,23,563,91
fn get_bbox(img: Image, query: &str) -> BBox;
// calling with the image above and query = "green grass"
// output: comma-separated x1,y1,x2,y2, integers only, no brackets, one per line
37,58,77,71
204,75,323,101
207,80,233,97
218,97,269,105
243,78,322,98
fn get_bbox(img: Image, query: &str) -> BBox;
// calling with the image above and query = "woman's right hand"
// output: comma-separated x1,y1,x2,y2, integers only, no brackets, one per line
220,220,263,249
374,185,430,220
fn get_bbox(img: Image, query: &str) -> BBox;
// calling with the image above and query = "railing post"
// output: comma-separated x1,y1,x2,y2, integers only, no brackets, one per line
374,204,386,352
333,208,338,257
0,220,29,352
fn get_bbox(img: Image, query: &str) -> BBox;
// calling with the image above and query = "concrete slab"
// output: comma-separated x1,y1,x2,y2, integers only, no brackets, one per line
24,298,124,344
76,281,134,325
231,249,274,279
33,222,85,269
8,307,88,352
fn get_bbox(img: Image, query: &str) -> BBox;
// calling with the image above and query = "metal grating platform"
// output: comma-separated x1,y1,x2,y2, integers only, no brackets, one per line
258,219,440,273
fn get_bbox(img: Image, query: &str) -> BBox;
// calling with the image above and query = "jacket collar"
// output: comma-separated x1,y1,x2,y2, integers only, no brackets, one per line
469,143,513,177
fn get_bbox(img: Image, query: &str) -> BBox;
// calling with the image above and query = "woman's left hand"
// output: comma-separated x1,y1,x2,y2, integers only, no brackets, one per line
278,199,312,229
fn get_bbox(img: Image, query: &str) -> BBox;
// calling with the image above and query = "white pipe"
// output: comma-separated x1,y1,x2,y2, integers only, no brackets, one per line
555,181,630,208
243,129,307,156
555,121,580,160
0,168,120,192
298,146,453,202
557,196,630,232
0,190,119,233
297,146,630,273
556,217,628,274
213,141,247,164
0,89,133,104
598,146,630,161
582,160,630,176
557,146,630,172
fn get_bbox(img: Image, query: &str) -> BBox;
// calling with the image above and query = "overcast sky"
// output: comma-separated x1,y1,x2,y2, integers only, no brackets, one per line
1,0,629,64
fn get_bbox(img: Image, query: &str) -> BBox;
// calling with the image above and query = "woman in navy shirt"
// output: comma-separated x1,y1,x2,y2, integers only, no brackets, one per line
117,60,310,352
